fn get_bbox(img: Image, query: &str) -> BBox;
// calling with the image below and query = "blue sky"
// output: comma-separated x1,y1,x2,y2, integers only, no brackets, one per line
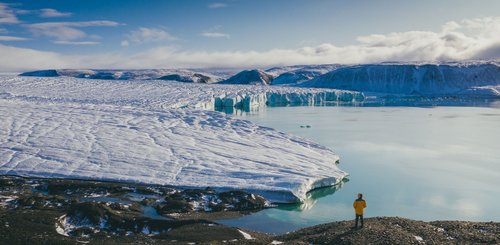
0,0,499,71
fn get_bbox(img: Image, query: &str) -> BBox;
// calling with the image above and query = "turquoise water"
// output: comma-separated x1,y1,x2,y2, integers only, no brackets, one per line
218,105,500,234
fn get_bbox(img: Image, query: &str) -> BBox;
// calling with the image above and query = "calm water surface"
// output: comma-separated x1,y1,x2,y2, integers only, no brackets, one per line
218,105,500,234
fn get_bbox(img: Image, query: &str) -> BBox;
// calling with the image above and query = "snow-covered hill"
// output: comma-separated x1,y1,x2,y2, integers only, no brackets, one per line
158,72,218,83
0,75,363,202
299,63,500,96
270,64,345,85
19,69,226,83
265,64,342,76
218,69,275,85
217,66,342,86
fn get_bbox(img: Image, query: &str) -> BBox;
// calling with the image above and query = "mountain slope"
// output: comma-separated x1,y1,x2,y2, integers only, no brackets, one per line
19,69,224,82
299,63,500,96
218,69,274,85
271,64,345,85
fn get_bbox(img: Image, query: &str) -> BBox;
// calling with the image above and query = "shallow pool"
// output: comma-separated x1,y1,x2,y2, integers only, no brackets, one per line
218,105,500,234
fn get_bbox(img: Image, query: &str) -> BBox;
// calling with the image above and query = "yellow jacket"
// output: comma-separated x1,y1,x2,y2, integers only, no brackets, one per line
353,199,367,215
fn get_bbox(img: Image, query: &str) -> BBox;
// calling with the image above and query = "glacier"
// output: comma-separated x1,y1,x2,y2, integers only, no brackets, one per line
0,99,346,203
0,75,364,111
0,75,362,203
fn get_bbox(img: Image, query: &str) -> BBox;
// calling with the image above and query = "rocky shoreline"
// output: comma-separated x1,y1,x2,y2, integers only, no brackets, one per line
1,175,498,244
275,217,499,244
0,175,269,244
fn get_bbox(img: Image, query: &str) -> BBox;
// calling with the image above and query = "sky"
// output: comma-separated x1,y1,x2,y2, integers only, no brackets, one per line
0,0,499,71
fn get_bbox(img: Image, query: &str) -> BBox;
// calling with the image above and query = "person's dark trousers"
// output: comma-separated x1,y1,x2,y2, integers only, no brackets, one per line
355,214,364,228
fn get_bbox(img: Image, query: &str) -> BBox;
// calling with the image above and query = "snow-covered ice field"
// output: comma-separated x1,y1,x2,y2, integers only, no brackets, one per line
0,75,361,202
0,75,364,110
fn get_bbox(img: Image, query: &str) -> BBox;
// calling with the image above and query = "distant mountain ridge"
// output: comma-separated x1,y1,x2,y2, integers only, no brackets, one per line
19,69,227,83
217,69,275,85
19,61,500,97
268,64,345,85
298,63,500,96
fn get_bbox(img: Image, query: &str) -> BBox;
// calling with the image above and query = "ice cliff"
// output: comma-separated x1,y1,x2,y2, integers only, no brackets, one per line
299,63,500,96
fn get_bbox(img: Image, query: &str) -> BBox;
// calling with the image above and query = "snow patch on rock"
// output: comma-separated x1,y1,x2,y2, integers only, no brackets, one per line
238,229,254,240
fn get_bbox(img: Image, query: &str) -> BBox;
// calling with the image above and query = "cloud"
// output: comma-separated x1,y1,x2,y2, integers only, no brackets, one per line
14,9,31,15
121,40,129,47
25,20,120,41
0,3,20,24
200,31,230,38
0,27,7,34
123,27,176,44
39,8,72,18
208,3,227,9
0,43,129,71
0,44,70,71
0,35,29,41
53,40,99,45
201,25,230,38
1,17,500,71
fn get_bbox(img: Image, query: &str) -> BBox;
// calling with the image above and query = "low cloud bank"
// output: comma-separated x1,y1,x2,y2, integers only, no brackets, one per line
1,17,499,72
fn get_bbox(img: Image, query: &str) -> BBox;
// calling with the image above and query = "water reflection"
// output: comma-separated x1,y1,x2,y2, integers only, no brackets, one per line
223,104,500,234
218,98,500,115
278,180,348,211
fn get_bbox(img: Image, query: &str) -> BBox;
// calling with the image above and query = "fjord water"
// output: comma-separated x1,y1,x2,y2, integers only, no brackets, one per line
219,104,500,234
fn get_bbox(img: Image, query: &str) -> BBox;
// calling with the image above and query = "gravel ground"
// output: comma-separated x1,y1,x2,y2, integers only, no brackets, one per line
275,217,500,245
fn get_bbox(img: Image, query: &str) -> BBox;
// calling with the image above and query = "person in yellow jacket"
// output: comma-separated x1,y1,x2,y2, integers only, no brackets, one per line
353,193,367,228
